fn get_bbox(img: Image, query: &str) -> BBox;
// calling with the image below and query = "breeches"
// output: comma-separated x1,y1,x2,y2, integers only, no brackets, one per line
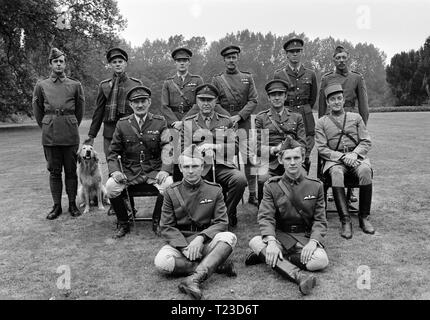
106,175,173,198
248,235,329,271
43,145,78,178
154,231,237,273
329,162,372,187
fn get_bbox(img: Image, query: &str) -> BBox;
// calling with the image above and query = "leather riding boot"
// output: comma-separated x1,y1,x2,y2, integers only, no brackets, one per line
47,204,62,220
110,196,130,238
228,209,238,228
244,251,263,266
359,184,375,234
216,258,237,277
152,194,163,235
179,241,233,300
258,247,316,295
248,192,258,206
287,252,308,270
257,182,264,206
332,187,353,239
114,221,130,239
171,256,198,277
68,201,81,217
347,188,358,203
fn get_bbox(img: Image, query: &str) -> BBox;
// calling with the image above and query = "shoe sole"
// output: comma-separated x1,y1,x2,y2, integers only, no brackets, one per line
299,276,317,295
178,283,202,300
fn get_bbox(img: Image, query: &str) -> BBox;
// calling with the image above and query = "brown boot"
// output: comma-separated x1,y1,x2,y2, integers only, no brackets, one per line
332,187,353,239
359,184,375,234
178,241,233,300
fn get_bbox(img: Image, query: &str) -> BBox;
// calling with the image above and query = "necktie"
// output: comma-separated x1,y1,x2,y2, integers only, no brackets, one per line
205,117,211,128
138,117,144,130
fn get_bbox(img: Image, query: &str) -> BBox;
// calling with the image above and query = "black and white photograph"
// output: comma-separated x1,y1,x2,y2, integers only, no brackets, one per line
0,0,429,306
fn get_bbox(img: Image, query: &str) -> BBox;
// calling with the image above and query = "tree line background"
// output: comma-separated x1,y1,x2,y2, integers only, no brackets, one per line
1,0,429,122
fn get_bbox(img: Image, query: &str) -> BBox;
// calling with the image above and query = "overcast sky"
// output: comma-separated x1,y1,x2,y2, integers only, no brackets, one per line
116,0,430,63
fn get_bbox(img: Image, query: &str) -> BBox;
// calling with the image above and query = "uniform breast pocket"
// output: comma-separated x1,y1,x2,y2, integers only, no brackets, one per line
124,135,138,144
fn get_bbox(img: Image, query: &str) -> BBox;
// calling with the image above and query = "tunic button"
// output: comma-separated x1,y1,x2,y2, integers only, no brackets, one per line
297,106,300,108
140,142,143,144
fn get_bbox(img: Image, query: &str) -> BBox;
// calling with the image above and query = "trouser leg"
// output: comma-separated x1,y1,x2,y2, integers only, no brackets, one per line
44,146,63,205
63,145,79,203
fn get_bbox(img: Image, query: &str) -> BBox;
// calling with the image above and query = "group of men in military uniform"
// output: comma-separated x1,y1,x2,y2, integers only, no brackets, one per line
32,38,376,299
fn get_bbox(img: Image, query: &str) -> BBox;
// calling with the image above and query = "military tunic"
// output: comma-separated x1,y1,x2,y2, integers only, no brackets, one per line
273,65,317,137
318,69,369,124
255,107,306,171
258,174,327,249
88,74,142,140
210,70,258,130
107,113,172,184
160,73,204,125
160,179,229,248
181,112,247,220
315,111,371,174
33,73,85,146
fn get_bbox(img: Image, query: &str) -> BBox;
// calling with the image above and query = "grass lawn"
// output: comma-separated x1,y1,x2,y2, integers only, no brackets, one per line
0,112,429,300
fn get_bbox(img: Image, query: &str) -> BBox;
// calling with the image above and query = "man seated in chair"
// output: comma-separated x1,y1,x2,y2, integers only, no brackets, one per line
181,83,247,228
255,79,306,204
106,86,173,238
154,145,237,300
245,138,328,296
315,83,375,239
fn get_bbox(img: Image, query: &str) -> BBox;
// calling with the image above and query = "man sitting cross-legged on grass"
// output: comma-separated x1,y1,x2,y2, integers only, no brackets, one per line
245,138,328,296
154,144,237,300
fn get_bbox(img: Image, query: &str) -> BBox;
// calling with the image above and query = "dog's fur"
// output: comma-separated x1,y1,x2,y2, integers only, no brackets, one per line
77,144,109,214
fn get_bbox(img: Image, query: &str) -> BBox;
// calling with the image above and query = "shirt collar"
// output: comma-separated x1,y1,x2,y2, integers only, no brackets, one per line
288,63,302,73
183,178,202,189
50,72,66,82
226,68,239,75
177,71,188,80
336,67,349,76
134,114,147,124
282,171,304,185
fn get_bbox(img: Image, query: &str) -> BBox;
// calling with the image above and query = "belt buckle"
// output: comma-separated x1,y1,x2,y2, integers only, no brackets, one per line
230,105,235,113
179,105,184,114
139,151,145,162
55,109,60,115
290,225,298,232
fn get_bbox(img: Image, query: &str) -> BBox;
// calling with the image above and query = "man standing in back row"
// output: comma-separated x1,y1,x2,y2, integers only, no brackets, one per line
33,47,85,219
209,45,259,206
274,37,318,174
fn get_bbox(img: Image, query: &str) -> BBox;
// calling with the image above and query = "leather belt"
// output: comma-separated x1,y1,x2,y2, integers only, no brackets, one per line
279,224,308,233
178,223,209,232
45,109,74,115
339,146,356,153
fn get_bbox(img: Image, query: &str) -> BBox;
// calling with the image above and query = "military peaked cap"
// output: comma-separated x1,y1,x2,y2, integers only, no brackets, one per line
172,47,193,59
48,48,65,62
324,83,343,98
220,45,241,57
265,79,289,94
279,136,303,152
127,86,151,101
283,38,304,51
106,47,128,62
333,45,348,57
195,83,219,99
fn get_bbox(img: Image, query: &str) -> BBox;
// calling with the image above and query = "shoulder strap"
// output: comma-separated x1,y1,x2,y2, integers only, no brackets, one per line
327,113,358,148
282,69,293,87
219,74,241,105
169,79,191,105
172,186,193,221
277,180,310,227
268,113,296,139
